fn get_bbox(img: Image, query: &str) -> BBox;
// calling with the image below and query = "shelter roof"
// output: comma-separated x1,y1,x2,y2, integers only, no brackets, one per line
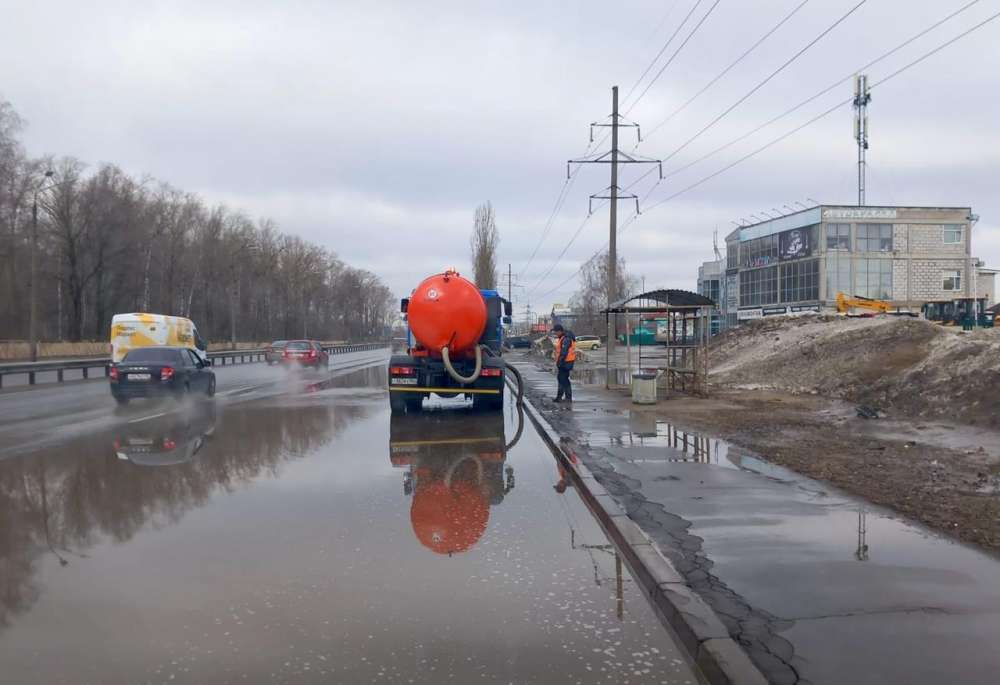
602,289,714,314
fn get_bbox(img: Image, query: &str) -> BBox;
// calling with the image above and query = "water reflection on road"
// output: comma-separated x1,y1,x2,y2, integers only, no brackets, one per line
0,364,695,684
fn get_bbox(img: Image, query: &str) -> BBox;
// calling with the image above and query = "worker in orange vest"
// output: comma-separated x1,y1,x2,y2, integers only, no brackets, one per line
551,324,576,403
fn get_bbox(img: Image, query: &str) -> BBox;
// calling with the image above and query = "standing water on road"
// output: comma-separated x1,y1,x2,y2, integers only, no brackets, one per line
0,363,696,684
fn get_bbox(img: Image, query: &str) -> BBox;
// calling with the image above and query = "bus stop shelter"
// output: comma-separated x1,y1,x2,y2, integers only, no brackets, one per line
600,289,715,396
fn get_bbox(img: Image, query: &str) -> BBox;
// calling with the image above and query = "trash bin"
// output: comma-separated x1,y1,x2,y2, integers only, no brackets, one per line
631,370,658,405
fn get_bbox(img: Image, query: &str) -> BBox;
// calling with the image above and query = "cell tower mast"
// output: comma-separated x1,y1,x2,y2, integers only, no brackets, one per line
853,74,871,207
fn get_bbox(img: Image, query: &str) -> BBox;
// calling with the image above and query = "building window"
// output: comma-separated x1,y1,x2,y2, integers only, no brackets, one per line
826,252,851,300
704,279,720,305
942,270,962,291
739,266,778,307
741,234,779,268
726,245,739,270
826,223,851,250
943,225,963,244
780,259,819,303
856,224,892,252
856,259,893,299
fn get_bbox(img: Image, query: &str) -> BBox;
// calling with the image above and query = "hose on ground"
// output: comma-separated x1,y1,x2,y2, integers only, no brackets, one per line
441,343,482,384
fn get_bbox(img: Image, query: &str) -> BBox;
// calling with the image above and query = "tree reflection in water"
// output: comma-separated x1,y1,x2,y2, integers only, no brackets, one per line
0,398,367,631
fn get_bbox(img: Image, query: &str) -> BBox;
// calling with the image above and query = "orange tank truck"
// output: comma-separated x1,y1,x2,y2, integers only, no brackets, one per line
389,269,513,413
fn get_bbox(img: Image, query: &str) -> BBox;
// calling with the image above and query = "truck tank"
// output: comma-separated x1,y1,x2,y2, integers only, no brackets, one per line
407,271,487,356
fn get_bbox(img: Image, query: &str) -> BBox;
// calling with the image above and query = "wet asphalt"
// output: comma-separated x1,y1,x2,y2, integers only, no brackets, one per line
512,355,1000,685
0,354,697,684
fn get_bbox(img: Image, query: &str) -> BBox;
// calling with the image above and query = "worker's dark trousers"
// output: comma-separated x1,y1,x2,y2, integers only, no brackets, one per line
556,363,573,400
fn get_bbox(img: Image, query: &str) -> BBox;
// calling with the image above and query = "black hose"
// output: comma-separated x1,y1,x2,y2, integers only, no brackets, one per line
504,360,525,407
482,345,525,408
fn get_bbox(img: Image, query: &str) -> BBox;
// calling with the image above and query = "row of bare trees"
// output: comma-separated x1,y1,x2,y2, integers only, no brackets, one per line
0,99,394,345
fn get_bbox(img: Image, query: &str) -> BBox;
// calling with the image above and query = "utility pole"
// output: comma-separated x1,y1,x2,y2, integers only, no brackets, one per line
568,86,661,354
853,74,871,207
507,263,512,303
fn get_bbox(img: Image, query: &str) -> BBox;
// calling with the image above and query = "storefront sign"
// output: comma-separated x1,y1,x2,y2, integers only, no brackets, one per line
737,308,763,320
779,227,813,261
822,208,897,220
790,305,820,313
762,306,788,316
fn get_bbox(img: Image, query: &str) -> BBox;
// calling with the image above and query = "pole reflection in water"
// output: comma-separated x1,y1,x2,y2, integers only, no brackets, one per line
389,407,520,556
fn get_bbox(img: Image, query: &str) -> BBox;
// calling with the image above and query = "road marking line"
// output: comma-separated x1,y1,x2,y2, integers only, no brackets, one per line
128,411,169,424
219,385,256,396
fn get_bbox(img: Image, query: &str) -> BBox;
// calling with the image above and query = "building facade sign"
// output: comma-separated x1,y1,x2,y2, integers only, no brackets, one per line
737,308,763,320
822,208,897,221
779,227,813,261
762,306,788,316
790,304,820,313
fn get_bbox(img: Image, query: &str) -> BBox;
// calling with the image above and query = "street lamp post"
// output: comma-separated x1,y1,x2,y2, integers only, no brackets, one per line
29,170,55,362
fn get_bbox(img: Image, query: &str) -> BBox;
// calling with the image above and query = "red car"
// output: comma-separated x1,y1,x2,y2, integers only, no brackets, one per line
281,340,328,369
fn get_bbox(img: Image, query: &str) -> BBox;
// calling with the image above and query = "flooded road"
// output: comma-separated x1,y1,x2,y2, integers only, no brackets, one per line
0,361,696,684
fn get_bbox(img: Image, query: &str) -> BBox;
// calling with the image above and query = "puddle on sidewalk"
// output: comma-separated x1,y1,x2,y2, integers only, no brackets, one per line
582,410,796,482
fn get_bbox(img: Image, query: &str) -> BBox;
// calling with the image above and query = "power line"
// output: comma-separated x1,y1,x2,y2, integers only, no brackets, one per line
620,0,706,107
651,0,985,185
658,0,867,168
517,170,577,280
640,0,812,144
526,210,601,297
547,5,1000,300
639,7,1000,216
625,0,724,115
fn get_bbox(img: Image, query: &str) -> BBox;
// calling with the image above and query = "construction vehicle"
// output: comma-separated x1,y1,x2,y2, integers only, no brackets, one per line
836,292,917,317
389,269,514,413
389,409,518,555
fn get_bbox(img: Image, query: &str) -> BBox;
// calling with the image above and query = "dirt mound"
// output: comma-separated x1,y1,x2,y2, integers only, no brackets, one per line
710,316,1000,427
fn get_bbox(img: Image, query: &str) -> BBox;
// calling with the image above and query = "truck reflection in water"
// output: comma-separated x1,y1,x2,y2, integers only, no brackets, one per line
113,404,217,467
389,409,520,555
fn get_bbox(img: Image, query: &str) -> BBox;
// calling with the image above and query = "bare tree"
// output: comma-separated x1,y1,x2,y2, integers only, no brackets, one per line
470,201,499,289
569,251,636,336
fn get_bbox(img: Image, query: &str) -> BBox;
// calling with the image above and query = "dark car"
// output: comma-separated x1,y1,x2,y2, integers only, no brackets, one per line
281,340,328,369
265,340,288,365
110,346,215,405
505,335,532,349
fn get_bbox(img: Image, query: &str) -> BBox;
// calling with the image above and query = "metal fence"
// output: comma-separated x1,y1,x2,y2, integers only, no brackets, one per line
0,342,387,389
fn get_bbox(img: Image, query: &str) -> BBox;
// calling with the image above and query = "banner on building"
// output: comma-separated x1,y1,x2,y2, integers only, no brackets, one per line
737,308,764,321
779,227,813,261
762,306,788,316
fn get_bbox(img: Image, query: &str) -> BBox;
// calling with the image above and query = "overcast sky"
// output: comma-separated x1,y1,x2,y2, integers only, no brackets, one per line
3,0,998,317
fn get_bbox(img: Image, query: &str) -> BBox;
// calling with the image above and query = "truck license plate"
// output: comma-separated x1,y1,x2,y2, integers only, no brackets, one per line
128,373,151,381
391,378,418,385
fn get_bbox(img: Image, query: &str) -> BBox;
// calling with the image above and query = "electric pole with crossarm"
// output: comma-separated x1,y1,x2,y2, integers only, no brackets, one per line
568,86,662,353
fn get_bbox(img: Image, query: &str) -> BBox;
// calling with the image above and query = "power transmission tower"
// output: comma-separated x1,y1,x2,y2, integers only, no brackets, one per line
568,86,662,353
853,74,871,207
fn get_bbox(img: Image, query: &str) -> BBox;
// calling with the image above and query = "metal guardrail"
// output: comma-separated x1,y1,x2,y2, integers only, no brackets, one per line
0,342,387,389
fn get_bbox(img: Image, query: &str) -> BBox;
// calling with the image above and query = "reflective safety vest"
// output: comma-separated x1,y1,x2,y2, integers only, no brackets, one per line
553,337,576,364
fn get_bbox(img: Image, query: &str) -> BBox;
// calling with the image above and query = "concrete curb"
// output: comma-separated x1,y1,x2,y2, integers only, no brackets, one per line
516,391,768,685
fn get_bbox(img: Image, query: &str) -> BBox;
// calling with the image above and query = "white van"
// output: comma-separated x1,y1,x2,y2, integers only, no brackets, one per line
110,313,208,363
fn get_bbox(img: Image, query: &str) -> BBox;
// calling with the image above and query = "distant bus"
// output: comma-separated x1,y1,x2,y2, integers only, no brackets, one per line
110,313,207,363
